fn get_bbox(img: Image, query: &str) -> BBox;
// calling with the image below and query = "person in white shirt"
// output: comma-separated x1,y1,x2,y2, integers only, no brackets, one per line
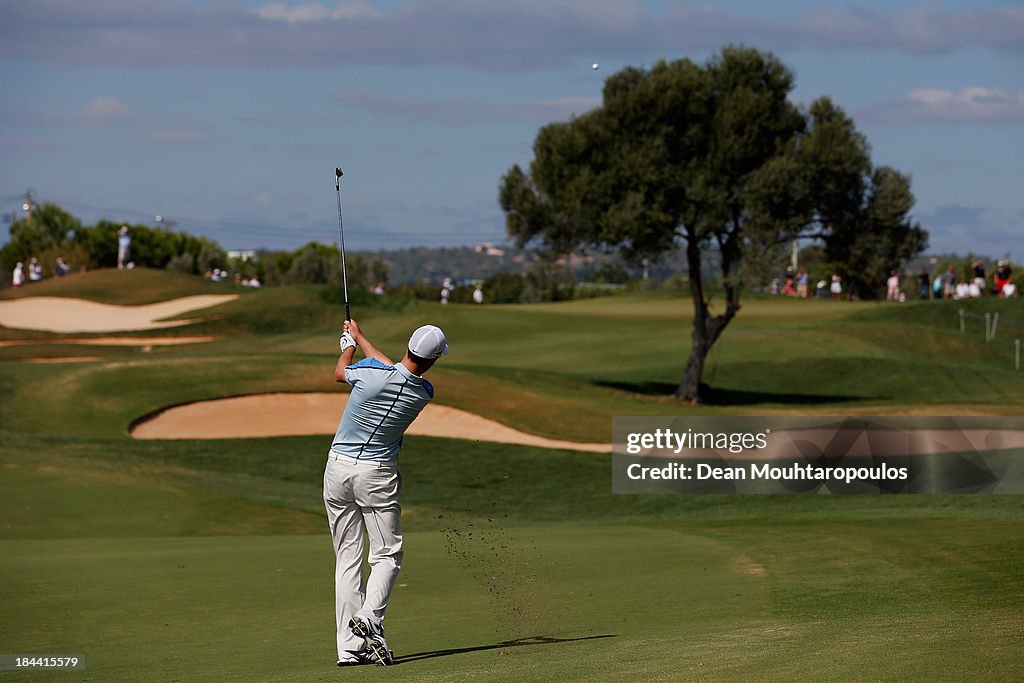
886,271,900,301
12,262,25,288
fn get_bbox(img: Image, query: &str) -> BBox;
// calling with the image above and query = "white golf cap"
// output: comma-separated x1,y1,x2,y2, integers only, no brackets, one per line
408,324,449,359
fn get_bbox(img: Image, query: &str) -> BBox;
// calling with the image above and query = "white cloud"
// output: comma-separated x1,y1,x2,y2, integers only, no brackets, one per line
78,97,142,123
256,1,379,23
866,87,1024,125
41,97,146,126
143,129,212,144
1,1,1021,71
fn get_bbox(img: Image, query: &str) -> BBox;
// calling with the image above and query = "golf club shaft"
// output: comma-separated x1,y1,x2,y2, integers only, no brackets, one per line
335,168,350,321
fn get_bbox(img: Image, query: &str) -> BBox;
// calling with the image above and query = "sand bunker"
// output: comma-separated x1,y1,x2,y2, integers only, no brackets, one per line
131,392,607,453
19,356,102,363
0,295,238,333
0,336,216,347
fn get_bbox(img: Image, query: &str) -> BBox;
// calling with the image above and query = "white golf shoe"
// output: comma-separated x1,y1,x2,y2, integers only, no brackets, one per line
349,616,394,666
336,651,366,667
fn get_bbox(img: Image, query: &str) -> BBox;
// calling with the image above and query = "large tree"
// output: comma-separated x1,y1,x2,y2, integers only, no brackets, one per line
500,47,925,402
0,203,81,269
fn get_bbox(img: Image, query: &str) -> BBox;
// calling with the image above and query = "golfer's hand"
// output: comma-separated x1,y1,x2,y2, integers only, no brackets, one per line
339,332,357,353
345,319,362,342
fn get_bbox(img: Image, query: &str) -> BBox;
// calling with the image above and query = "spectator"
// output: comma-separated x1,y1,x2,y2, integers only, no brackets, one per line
12,262,24,288
815,280,827,299
972,259,986,293
968,279,982,298
886,270,900,301
28,257,42,282
440,286,450,304
830,273,842,301
54,256,70,277
373,282,385,296
473,285,484,305
27,255,42,282
117,226,131,269
994,260,1012,296
781,266,795,296
932,273,943,299
943,265,956,299
954,280,970,300
796,268,809,298
917,267,930,299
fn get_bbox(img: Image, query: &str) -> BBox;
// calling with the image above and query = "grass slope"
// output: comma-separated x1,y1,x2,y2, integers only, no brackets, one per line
0,267,234,304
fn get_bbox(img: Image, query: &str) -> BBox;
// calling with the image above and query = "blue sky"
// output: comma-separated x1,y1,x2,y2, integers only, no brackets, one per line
1,0,1021,256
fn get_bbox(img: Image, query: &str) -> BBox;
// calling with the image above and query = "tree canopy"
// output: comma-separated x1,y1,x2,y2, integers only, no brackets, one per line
500,46,926,402
0,205,227,274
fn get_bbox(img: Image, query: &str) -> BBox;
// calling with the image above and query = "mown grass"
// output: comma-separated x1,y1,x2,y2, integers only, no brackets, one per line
0,269,1021,681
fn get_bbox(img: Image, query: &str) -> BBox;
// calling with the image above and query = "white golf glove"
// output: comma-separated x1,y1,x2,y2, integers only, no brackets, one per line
339,332,358,352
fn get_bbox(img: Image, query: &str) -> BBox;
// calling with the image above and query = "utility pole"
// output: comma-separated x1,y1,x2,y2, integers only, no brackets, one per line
155,214,177,230
22,189,35,221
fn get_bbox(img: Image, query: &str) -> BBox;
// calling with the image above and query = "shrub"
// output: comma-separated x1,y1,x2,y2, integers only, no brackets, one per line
167,253,196,274
482,271,525,303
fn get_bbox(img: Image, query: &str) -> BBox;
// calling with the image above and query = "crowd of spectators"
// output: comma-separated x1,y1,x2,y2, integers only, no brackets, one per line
205,268,261,287
9,255,75,288
768,259,1016,302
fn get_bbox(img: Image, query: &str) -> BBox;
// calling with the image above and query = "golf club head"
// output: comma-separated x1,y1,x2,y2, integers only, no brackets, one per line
336,167,344,178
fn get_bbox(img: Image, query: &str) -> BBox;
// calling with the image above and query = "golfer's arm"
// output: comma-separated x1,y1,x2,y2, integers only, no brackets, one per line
334,347,357,383
354,334,393,366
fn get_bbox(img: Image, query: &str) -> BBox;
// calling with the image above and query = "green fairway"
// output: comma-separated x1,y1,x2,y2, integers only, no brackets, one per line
1,269,1022,680
4,516,1022,681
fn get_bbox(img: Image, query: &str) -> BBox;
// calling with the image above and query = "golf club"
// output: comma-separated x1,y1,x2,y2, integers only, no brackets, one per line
334,167,350,322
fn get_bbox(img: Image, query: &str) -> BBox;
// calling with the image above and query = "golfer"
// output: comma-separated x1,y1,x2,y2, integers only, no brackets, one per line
324,320,448,667
117,226,131,270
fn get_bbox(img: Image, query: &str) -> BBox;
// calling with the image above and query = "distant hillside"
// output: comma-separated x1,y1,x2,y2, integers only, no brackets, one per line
361,245,692,285
363,246,529,284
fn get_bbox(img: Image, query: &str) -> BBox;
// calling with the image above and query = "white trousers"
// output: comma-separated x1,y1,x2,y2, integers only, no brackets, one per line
323,453,403,656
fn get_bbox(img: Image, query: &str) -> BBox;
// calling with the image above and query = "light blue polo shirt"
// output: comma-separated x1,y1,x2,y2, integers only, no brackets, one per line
331,358,434,461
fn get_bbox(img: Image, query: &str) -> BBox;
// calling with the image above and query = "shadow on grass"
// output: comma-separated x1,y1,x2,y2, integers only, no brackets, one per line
596,380,868,405
394,634,616,664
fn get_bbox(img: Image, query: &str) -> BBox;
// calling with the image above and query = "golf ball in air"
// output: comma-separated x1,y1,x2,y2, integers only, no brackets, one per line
592,63,599,70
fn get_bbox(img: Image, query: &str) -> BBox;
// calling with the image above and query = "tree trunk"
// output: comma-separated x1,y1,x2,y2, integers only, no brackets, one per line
676,231,711,402
676,341,710,403
675,227,741,403
676,309,732,403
